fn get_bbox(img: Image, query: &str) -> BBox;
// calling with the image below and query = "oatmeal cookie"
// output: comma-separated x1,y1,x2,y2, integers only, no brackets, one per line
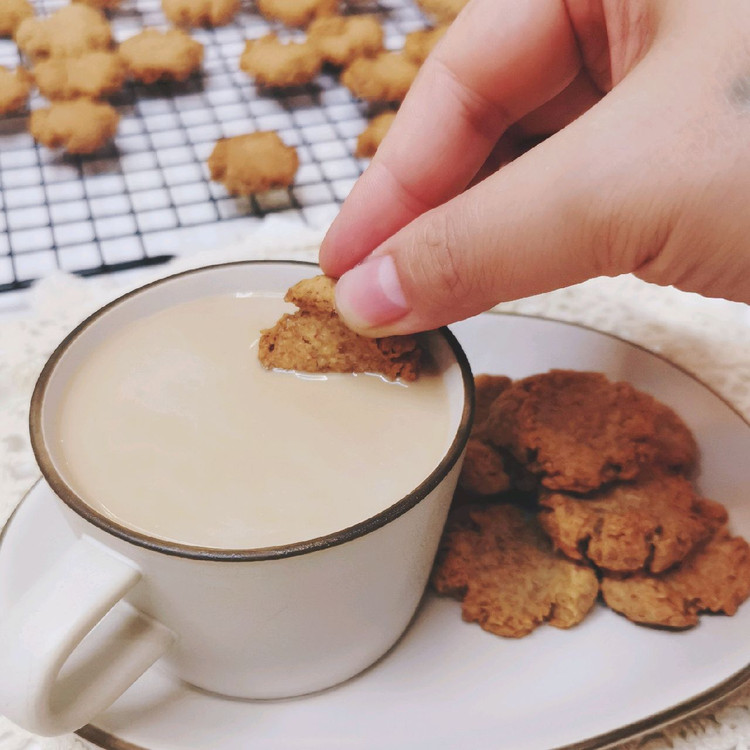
259,275,423,381
33,51,126,100
119,28,203,84
208,131,298,195
341,52,419,102
432,504,599,638
0,66,30,115
256,0,338,28
15,4,112,60
239,34,322,87
486,370,677,493
601,530,750,627
538,472,728,574
0,0,32,37
403,24,448,64
355,110,396,158
308,14,383,67
458,439,511,496
30,99,119,154
417,0,467,22
162,0,240,27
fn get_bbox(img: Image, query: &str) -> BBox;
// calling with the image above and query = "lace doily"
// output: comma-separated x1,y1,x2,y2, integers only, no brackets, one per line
1,219,749,750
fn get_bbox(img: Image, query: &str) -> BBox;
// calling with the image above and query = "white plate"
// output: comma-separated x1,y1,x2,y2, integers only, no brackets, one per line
2,311,749,750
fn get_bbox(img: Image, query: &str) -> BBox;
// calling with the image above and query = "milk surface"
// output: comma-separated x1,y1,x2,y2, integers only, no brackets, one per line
55,293,451,548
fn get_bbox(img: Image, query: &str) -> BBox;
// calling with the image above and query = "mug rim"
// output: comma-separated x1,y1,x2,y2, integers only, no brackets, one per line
29,260,475,562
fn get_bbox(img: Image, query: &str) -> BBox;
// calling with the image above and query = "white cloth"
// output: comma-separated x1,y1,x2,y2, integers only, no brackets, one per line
1,219,749,750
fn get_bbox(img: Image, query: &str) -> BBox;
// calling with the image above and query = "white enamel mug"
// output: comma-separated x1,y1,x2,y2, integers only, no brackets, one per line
0,261,473,737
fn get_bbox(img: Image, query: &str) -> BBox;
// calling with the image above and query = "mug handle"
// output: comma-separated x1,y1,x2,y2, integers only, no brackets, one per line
0,535,174,737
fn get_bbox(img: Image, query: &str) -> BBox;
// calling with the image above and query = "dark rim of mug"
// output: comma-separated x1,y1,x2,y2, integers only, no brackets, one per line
29,260,475,563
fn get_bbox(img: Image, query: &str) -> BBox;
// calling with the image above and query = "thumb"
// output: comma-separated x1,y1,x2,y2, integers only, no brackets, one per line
333,63,690,336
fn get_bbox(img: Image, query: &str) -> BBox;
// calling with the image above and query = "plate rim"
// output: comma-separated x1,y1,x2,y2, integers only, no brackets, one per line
2,310,748,750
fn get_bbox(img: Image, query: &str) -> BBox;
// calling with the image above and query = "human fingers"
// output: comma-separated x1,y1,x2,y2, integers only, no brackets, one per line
319,0,583,277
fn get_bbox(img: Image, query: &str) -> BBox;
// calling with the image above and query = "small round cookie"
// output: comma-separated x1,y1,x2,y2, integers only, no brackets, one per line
33,51,127,100
355,110,396,158
403,24,448,65
417,0,467,22
0,0,32,37
30,99,119,154
15,4,112,60
239,34,322,88
601,530,750,628
208,132,299,196
119,29,204,84
256,0,338,27
0,66,31,115
432,504,599,638
538,472,728,574
162,0,240,28
308,15,383,67
341,52,419,102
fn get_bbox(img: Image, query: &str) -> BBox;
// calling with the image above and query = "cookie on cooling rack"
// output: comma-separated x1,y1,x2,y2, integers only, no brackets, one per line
342,52,419,102
119,28,204,84
403,25,448,65
0,0,32,37
32,51,127,100
355,111,396,158
30,99,119,154
0,66,31,115
162,0,240,28
308,15,383,67
240,34,322,87
256,0,338,28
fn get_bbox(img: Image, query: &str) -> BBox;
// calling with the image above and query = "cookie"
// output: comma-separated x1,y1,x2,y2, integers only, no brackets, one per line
538,472,728,574
341,52,419,102
0,0,32,37
416,0,467,22
30,99,119,154
432,504,599,638
119,29,204,84
208,131,298,196
162,0,240,27
486,370,681,493
239,34,322,88
355,110,396,158
15,5,112,60
0,66,31,115
308,14,383,67
403,24,448,65
458,438,511,496
258,275,424,381
601,530,750,628
473,373,512,432
73,0,122,10
256,0,338,28
33,51,127,100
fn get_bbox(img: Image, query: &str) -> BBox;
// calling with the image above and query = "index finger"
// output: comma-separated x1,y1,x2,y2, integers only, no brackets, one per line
320,0,583,277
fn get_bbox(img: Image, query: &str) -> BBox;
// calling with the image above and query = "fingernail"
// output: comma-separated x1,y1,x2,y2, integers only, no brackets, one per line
335,255,409,331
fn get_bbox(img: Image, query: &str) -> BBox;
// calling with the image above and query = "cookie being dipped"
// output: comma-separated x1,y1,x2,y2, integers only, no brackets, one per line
432,504,599,638
259,275,423,381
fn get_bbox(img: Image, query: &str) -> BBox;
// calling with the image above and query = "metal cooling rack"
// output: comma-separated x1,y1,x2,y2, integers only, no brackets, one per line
0,0,429,292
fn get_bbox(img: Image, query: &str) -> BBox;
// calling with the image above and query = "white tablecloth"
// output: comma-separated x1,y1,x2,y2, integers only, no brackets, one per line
1,219,749,750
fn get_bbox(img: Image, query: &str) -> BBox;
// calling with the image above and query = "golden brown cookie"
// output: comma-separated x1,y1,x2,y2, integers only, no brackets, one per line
33,51,127,100
259,275,424,381
432,504,599,638
342,52,419,102
0,0,32,37
601,530,750,628
239,34,322,88
458,439,511,496
30,99,119,154
73,0,122,10
486,370,674,493
208,131,298,196
308,14,383,67
417,0,466,22
403,24,448,64
256,0,338,27
0,66,31,115
162,0,239,27
538,472,728,574
355,110,396,158
15,5,112,60
342,52,419,103
119,28,204,84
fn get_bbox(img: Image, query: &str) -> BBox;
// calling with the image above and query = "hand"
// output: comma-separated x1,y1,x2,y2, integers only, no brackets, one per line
319,0,750,335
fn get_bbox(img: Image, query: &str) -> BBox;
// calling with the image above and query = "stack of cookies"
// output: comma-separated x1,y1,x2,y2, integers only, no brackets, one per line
432,370,750,637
